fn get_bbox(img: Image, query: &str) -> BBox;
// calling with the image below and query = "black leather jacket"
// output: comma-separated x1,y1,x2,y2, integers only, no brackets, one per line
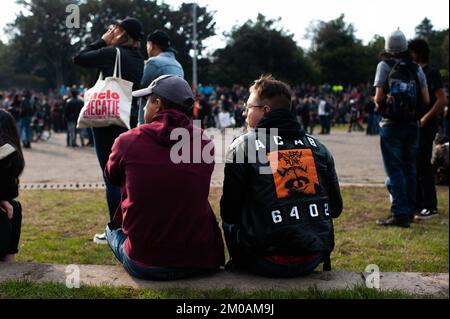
220,109,343,262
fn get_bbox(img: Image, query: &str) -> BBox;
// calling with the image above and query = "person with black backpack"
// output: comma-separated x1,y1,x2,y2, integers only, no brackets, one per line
373,30,430,228
408,38,447,221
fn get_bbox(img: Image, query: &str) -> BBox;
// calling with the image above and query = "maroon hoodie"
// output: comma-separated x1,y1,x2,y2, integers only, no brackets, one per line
105,109,224,269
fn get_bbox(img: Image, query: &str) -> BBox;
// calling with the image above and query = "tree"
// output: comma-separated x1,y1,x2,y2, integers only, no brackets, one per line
308,14,374,85
414,18,449,71
5,0,84,89
415,17,434,40
210,14,318,86
3,0,216,89
164,3,216,83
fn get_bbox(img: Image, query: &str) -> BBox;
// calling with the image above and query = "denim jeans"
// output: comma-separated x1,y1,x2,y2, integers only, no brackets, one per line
379,121,420,217
92,126,127,221
138,99,145,126
67,122,84,146
105,225,211,281
367,114,380,135
222,223,323,278
20,117,32,143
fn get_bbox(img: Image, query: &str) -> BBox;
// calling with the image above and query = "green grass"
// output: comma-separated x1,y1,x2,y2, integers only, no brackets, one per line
0,281,438,299
17,186,449,273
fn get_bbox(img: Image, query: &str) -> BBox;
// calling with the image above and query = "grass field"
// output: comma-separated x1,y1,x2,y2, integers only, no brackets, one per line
15,186,449,273
0,281,439,299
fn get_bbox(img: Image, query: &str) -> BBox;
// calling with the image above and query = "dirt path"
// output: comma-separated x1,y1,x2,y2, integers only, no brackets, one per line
20,130,386,186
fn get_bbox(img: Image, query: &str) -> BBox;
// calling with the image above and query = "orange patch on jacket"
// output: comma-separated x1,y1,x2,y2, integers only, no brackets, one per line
268,149,319,199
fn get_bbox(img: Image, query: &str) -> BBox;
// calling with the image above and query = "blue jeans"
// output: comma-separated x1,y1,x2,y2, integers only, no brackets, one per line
105,225,211,281
20,117,32,143
222,223,323,278
367,114,380,135
138,99,146,126
92,126,127,221
380,122,420,217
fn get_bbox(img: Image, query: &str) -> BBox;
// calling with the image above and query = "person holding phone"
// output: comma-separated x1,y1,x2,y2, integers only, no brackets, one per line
74,17,144,244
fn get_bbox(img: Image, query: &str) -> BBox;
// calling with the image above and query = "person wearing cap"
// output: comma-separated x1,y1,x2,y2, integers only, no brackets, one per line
373,29,430,228
139,30,184,125
74,17,145,244
103,75,224,280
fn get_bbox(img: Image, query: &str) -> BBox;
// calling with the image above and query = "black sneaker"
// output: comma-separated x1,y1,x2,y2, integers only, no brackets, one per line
224,259,236,271
376,216,410,228
415,209,439,221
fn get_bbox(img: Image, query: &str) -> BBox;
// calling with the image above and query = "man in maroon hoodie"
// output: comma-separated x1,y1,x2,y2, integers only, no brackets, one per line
105,75,224,280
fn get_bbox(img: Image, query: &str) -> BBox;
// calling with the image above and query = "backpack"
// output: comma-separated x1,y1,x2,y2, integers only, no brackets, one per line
381,60,420,122
20,98,34,117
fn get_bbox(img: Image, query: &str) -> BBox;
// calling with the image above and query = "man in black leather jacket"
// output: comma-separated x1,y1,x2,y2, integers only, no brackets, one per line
220,75,343,277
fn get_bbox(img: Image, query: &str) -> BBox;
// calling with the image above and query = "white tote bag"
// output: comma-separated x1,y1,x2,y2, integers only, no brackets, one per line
77,48,133,129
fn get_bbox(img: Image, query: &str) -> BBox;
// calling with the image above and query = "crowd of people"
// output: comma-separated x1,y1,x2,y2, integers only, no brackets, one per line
0,18,449,282
0,87,94,148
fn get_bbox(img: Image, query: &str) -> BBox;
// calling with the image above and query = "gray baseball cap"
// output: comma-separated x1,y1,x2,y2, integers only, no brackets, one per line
385,29,408,54
132,75,195,109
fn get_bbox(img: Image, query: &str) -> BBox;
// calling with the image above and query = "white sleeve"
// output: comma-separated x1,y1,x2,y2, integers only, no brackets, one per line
0,144,16,160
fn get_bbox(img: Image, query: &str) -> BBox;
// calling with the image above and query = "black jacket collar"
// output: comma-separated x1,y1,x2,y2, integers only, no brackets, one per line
256,109,305,135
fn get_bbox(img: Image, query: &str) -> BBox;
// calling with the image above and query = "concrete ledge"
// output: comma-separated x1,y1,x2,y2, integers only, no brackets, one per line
0,262,448,297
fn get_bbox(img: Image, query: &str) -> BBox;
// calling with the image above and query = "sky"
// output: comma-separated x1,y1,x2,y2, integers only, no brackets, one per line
1,0,449,51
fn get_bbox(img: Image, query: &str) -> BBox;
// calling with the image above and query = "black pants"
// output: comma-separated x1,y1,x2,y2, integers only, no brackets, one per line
0,200,22,260
416,124,438,211
92,125,127,222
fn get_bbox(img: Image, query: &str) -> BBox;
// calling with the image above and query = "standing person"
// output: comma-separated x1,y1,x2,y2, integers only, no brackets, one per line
74,17,144,244
221,75,342,277
0,109,24,262
63,89,85,147
20,91,33,149
373,30,430,228
444,104,449,137
347,99,364,132
7,95,21,133
105,75,224,280
300,96,311,132
309,96,318,135
139,30,184,125
217,106,234,132
408,38,447,220
365,96,376,135
318,96,328,134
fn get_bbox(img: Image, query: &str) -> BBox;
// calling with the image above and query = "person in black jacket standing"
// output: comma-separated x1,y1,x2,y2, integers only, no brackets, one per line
63,89,84,147
0,109,24,262
408,38,447,220
74,17,144,244
220,75,343,278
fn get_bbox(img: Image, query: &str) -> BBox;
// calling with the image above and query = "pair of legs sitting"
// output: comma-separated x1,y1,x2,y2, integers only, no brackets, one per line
105,225,213,281
222,223,325,278
0,201,22,262
106,222,325,281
